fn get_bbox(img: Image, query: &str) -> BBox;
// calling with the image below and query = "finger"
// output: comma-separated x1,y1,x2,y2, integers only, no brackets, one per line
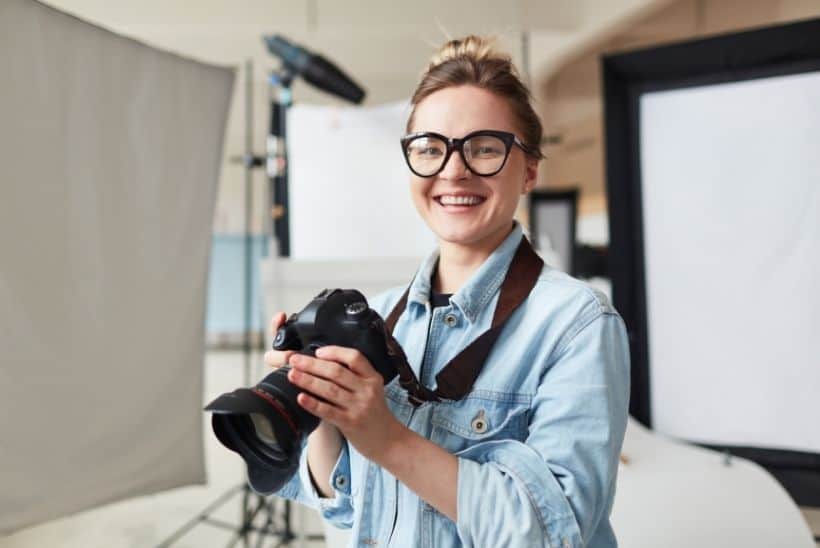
269,311,288,335
288,353,359,391
287,367,351,407
315,346,377,378
264,349,296,369
296,392,342,423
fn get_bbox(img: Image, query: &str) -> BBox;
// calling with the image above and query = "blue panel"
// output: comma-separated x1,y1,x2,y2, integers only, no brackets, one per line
205,234,269,333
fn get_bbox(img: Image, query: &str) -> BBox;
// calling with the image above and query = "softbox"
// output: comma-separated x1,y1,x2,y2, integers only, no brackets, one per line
0,0,234,533
528,189,578,274
604,18,820,505
287,101,436,259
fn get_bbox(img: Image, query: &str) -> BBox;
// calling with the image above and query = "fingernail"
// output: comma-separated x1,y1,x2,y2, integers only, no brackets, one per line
289,355,301,366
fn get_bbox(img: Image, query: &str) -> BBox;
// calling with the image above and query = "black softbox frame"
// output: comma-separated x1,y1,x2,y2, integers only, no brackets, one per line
603,17,820,506
529,189,579,275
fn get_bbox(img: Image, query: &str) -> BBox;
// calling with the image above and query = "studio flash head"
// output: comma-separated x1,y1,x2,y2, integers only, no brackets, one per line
263,35,365,104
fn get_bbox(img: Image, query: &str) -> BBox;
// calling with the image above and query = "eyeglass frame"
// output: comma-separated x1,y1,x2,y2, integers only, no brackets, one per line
400,129,536,178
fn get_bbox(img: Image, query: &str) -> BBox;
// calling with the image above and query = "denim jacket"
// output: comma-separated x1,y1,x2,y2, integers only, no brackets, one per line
276,224,631,547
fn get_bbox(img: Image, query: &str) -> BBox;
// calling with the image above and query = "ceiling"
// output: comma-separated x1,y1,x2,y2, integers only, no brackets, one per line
40,0,669,105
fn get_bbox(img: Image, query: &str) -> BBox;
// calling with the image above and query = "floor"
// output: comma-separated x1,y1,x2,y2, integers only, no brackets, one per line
2,350,819,548
2,350,328,548
805,509,820,548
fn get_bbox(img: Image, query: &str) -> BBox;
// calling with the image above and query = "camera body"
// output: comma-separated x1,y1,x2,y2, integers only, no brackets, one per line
273,288,401,384
206,288,404,494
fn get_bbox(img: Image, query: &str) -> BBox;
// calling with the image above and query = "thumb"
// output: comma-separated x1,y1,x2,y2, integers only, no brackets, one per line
270,311,288,335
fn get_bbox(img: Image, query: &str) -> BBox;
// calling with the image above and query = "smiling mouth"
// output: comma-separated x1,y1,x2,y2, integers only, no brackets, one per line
434,194,487,207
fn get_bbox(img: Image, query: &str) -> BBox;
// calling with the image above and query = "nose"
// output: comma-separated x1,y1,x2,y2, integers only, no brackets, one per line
439,149,471,180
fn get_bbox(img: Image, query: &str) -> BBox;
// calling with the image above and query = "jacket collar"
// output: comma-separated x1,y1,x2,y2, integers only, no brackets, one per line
406,222,524,324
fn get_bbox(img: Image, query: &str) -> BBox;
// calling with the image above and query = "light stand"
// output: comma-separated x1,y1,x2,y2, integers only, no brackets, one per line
266,67,294,257
261,34,365,257
158,60,316,548
161,34,364,546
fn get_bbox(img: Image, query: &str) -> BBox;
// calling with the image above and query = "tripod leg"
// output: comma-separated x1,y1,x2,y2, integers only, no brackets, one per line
226,485,254,548
254,497,274,548
242,485,252,548
284,500,294,542
156,484,245,547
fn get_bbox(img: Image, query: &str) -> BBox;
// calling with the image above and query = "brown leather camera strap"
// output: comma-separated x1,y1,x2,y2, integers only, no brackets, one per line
384,237,543,406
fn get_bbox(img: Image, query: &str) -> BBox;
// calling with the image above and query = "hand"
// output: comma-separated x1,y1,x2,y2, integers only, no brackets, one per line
263,312,296,370
286,346,404,462
264,313,344,495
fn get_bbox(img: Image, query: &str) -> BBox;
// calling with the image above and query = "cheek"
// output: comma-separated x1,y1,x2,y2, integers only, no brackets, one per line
490,175,525,210
494,194,520,218
409,179,431,210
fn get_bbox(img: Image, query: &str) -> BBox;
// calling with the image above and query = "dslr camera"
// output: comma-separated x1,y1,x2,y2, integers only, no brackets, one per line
205,289,405,494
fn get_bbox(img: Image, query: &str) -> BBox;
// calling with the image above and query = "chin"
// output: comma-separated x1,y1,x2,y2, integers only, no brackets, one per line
415,200,515,250
432,223,504,249
429,219,479,241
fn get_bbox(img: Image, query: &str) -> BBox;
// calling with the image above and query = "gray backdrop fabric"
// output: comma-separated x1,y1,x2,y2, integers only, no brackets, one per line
0,0,234,534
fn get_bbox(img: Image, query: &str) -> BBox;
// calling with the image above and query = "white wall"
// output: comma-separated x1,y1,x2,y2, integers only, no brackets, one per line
41,0,670,234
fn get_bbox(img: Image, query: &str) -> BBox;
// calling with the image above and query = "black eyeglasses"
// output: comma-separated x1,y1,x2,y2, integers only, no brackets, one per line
400,130,533,178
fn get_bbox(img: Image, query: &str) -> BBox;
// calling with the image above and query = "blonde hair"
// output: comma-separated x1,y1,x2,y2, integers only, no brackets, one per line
407,35,544,159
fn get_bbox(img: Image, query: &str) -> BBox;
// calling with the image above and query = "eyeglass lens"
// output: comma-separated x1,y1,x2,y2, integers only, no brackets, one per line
406,134,508,176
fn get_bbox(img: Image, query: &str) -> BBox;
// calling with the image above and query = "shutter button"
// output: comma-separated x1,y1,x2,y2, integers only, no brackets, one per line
443,313,458,327
471,410,488,434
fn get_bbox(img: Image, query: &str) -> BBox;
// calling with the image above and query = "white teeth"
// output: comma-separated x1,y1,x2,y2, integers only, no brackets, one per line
438,195,483,206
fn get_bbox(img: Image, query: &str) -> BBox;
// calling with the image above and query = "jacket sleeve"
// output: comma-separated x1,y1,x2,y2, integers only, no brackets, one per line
455,309,630,547
273,438,355,529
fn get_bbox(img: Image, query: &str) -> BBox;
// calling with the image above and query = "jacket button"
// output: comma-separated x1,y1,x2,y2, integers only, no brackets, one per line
471,410,488,434
334,475,348,490
443,313,458,327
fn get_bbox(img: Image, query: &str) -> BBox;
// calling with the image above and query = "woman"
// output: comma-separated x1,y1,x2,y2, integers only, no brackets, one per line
265,35,630,548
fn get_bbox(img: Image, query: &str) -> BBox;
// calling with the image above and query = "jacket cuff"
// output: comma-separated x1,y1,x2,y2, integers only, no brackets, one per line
456,440,582,548
297,441,354,526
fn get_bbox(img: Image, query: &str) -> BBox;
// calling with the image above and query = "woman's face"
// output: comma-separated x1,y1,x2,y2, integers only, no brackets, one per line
407,85,538,253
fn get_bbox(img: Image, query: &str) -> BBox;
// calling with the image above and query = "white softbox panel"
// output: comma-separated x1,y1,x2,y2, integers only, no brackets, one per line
529,190,578,274
0,0,234,534
604,19,820,505
288,101,436,259
639,71,820,454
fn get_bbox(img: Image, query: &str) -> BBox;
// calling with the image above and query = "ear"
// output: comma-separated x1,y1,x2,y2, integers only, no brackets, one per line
521,157,539,194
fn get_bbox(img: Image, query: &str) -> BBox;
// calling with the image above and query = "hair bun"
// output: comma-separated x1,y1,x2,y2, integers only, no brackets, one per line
427,35,509,70
408,34,544,159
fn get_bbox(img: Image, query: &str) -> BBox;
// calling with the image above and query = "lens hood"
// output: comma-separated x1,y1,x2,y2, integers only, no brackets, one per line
206,385,301,494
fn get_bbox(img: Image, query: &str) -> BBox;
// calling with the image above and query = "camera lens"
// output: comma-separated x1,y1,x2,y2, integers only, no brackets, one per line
250,412,277,446
205,369,320,494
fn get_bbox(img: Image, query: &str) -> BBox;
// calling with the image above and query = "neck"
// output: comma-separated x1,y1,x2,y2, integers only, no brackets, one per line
433,224,514,294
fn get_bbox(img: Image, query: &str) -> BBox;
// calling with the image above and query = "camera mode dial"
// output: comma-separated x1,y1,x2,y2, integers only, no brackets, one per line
345,301,368,318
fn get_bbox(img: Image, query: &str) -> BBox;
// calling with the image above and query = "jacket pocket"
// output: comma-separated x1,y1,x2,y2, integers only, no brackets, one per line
430,392,531,454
